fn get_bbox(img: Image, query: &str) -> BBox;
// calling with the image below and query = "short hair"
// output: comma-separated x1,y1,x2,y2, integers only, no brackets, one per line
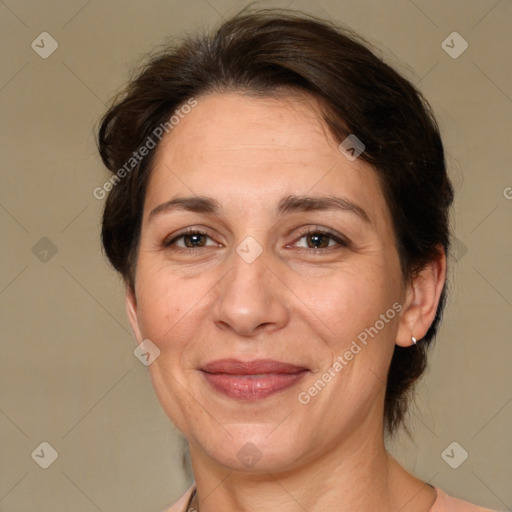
97,7,454,436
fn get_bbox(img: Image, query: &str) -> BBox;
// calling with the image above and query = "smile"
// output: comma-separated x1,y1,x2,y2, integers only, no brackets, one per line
202,372,309,400
200,359,310,400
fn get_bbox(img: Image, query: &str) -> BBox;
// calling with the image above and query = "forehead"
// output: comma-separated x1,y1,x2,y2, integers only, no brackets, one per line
145,92,388,225
156,92,336,166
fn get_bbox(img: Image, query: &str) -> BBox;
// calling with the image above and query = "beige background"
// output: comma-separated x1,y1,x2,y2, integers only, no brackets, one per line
1,0,511,510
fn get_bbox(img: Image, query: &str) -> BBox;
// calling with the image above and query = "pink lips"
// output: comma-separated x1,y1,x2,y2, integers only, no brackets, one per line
200,359,309,400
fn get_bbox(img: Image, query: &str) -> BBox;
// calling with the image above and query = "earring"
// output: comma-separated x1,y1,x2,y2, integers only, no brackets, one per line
412,336,417,345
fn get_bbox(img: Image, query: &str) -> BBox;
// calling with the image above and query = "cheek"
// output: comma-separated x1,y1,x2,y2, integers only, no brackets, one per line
133,272,203,431
135,271,189,350
296,267,396,346
133,264,221,370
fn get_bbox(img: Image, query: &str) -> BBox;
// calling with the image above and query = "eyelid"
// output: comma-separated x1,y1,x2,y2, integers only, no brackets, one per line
289,226,349,249
162,227,219,248
162,225,349,252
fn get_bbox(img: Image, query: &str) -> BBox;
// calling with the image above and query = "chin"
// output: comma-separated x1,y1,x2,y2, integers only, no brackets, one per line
197,426,306,473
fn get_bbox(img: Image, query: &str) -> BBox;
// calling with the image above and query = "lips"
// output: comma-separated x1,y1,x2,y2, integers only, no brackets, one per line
200,359,309,400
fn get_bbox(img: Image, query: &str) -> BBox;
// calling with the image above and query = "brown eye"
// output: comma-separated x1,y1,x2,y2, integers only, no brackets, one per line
163,230,217,250
305,232,331,249
292,229,348,251
181,233,207,248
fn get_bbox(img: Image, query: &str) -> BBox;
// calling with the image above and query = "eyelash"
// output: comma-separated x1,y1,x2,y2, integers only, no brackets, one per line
289,227,349,253
162,227,349,254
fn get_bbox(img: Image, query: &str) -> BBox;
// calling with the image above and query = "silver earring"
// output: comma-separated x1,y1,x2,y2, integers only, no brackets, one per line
412,336,417,345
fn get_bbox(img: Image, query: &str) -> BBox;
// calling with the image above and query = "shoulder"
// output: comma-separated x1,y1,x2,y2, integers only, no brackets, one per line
431,487,501,512
161,485,195,512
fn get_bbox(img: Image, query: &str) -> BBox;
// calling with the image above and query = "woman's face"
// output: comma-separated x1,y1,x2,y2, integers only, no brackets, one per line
127,92,412,471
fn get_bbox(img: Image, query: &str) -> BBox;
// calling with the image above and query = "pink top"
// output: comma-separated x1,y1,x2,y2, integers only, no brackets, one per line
163,485,500,512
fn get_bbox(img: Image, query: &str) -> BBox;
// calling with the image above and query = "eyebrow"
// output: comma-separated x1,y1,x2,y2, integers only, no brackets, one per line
149,194,371,223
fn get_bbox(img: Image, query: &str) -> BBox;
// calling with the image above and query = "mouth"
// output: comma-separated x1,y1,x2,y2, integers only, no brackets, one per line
200,359,310,400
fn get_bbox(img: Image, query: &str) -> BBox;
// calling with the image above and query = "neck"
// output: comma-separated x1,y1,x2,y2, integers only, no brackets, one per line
187,419,436,512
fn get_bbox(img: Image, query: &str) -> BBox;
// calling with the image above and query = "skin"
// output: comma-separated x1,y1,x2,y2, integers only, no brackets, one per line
126,91,446,512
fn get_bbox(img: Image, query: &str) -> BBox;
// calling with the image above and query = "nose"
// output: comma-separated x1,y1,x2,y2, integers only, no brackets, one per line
211,245,290,337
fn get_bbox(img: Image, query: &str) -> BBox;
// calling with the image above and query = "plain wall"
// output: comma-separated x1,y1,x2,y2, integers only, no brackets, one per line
1,0,511,510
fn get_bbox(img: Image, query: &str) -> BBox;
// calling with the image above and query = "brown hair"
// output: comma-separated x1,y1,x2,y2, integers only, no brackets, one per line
97,7,454,435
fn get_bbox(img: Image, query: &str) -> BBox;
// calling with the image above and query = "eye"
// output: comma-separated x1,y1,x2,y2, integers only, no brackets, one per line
290,228,348,251
162,227,349,254
163,229,219,251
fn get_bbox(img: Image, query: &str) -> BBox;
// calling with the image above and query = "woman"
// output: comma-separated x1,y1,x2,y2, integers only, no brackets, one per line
96,8,498,512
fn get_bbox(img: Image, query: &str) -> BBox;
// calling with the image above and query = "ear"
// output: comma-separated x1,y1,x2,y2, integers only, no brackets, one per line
396,247,447,347
125,284,144,344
